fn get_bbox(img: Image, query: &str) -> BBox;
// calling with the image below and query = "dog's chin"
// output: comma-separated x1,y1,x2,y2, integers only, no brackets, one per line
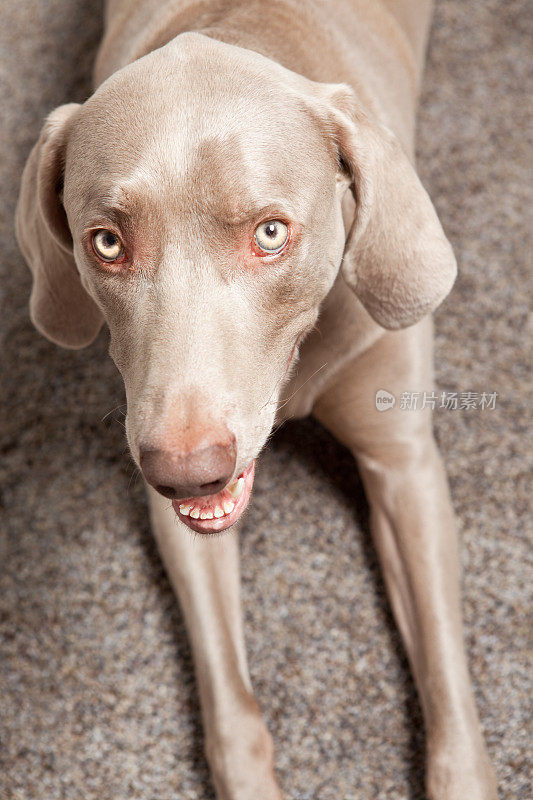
173,461,256,534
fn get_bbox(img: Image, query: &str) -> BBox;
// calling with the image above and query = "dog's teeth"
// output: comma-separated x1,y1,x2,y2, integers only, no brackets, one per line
205,510,214,519
223,501,235,514
179,504,191,516
190,508,200,519
214,506,224,518
200,512,209,520
227,477,245,499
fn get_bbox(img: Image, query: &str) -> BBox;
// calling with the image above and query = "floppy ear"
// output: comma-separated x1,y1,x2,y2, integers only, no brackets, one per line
15,103,103,348
314,85,457,329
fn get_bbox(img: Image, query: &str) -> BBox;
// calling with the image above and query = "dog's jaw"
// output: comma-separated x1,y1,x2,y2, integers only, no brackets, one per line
173,460,255,534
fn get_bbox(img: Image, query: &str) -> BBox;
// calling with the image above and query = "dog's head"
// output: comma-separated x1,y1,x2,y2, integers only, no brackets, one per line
16,33,456,532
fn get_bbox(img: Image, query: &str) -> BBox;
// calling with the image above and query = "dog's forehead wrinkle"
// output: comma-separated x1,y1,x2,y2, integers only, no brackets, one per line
70,85,333,229
187,134,326,226
78,59,328,173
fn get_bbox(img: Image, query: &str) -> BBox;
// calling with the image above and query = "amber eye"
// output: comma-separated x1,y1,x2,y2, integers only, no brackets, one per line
92,229,124,261
254,220,289,254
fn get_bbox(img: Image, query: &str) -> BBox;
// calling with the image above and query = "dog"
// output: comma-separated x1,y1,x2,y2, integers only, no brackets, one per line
15,1,497,797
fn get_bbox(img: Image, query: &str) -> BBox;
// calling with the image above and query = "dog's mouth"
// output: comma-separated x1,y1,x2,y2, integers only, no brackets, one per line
172,461,256,534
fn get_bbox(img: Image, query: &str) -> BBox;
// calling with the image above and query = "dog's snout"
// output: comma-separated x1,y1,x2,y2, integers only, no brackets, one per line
140,439,237,500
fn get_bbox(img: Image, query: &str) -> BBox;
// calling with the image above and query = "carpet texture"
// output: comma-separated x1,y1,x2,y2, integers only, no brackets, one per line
0,1,531,798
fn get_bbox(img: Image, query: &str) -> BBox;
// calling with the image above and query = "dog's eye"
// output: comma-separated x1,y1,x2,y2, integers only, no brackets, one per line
254,220,289,254
92,229,124,261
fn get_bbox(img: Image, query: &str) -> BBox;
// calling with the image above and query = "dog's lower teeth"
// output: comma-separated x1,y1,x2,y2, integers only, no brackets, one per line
180,480,244,522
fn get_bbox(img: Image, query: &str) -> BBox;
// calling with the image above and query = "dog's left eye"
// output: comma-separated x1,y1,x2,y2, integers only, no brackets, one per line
92,229,124,261
254,220,289,254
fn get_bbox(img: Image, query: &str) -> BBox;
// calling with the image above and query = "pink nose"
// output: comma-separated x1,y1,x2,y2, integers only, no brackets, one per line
140,439,237,500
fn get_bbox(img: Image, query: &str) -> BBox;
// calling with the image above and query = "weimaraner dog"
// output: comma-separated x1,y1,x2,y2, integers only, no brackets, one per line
16,1,497,797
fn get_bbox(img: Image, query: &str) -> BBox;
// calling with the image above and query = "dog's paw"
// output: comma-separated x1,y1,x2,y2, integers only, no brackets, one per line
206,719,283,800
211,760,284,800
427,741,498,800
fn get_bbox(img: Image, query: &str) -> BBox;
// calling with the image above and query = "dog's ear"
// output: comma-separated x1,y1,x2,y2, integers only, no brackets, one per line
15,103,103,348
310,84,457,329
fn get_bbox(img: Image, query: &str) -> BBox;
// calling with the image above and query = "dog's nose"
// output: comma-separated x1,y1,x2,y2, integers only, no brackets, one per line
140,440,237,500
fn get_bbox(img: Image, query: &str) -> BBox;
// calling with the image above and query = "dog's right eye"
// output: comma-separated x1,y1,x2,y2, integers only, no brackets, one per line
92,229,124,262
253,220,289,255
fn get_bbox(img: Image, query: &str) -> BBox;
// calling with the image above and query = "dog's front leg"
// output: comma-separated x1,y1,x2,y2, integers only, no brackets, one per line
147,486,283,800
313,320,497,800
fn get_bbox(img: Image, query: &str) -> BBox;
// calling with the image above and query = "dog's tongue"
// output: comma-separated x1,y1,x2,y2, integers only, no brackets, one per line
172,461,255,533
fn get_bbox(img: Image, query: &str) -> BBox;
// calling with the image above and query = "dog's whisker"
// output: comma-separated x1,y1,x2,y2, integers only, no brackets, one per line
274,362,328,411
127,463,141,493
258,349,306,414
259,372,287,412
101,403,127,422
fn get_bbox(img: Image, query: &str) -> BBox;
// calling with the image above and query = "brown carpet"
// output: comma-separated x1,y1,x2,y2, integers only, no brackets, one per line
0,1,530,798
